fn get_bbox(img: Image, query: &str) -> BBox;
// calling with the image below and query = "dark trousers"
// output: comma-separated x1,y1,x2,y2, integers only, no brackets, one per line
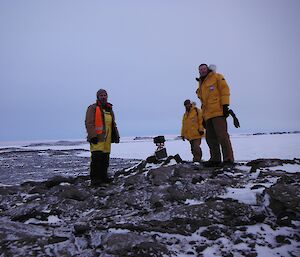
206,116,234,162
90,151,110,183
189,138,202,162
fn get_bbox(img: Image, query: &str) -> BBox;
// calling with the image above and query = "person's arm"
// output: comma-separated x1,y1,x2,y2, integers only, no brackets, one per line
197,108,205,135
85,105,97,142
217,74,230,106
111,110,120,143
181,115,185,140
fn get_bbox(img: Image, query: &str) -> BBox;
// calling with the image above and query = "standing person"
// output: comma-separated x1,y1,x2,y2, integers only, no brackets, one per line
85,89,120,186
196,64,234,167
181,100,205,162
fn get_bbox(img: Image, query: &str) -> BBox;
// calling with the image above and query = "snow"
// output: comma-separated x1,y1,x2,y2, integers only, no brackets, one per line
1,133,299,162
87,133,300,161
219,177,278,205
24,215,62,225
267,163,300,173
246,224,300,257
185,199,204,205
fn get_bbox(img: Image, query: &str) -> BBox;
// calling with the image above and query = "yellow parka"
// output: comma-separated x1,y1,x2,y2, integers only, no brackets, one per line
196,72,230,121
181,106,205,141
85,103,120,153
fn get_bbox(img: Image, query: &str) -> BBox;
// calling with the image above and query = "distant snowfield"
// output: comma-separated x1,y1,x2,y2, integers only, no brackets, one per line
0,133,299,162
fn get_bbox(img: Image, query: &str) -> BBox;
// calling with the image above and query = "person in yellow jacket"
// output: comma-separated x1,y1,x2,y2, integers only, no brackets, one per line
196,64,234,167
181,99,205,162
85,89,120,186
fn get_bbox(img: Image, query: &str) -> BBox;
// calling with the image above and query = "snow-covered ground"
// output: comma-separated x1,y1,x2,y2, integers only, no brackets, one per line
1,133,299,161
0,133,299,257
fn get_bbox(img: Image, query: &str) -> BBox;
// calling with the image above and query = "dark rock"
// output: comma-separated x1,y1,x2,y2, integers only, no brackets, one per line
251,213,266,223
266,177,300,225
146,155,159,164
28,184,47,194
196,244,208,253
275,235,291,245
191,176,204,184
129,241,170,257
251,184,265,190
0,186,19,195
147,166,174,186
47,236,69,244
201,225,227,240
44,175,75,188
74,222,90,235
59,187,89,201
166,186,191,202
173,154,183,163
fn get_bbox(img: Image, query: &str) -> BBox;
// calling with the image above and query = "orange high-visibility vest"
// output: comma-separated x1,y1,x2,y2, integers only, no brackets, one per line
95,106,105,134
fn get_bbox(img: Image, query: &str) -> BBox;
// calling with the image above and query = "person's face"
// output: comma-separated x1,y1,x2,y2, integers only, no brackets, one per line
199,65,208,77
98,92,108,104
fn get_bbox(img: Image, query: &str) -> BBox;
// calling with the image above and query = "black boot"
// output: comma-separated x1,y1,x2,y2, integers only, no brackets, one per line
203,160,222,167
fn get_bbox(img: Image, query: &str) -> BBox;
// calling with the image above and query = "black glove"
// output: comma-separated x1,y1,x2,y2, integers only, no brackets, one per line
233,116,240,128
228,109,240,128
181,136,185,141
195,77,200,82
90,137,98,144
223,105,230,118
202,119,206,129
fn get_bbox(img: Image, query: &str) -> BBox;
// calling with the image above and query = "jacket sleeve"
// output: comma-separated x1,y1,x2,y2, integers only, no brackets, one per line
217,74,230,106
85,105,97,142
111,110,120,143
181,114,185,137
196,83,201,100
197,108,204,132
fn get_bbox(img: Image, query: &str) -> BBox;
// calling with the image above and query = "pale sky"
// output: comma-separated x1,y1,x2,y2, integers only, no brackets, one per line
1,0,300,141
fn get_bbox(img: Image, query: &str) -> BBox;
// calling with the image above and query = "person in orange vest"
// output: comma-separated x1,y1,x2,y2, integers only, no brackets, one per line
181,99,205,162
196,64,234,167
85,89,120,186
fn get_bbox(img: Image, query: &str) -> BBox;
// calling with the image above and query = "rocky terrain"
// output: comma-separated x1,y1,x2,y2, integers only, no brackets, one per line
0,148,299,256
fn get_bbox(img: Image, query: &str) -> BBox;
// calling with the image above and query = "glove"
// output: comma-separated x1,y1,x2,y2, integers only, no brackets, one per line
181,136,185,141
90,137,98,144
228,109,240,128
195,77,200,82
223,105,230,118
198,130,204,136
233,116,240,128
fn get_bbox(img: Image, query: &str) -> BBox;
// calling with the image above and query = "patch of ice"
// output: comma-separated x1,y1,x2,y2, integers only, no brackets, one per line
37,152,49,156
60,182,71,186
185,199,204,205
24,218,41,225
268,164,300,173
249,170,261,179
108,228,131,234
48,215,61,224
219,186,262,205
219,175,278,205
202,245,221,257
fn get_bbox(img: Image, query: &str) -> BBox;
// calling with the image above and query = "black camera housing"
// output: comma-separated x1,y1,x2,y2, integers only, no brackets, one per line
153,136,165,144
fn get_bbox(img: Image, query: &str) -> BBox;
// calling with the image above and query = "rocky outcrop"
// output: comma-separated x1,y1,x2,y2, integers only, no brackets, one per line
0,157,299,256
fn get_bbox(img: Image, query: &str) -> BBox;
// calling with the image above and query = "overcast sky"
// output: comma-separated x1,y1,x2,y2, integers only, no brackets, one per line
1,0,299,141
